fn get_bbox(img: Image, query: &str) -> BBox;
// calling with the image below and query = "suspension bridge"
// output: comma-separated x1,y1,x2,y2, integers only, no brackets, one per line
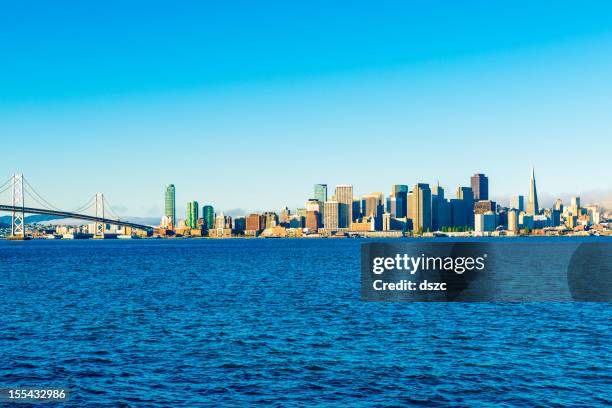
0,174,153,239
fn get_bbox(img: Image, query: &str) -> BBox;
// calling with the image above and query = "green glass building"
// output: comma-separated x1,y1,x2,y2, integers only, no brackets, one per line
202,205,215,230
314,184,327,203
164,184,176,225
187,201,199,229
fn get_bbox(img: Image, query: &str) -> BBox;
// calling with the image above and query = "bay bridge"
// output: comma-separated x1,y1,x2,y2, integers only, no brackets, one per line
0,174,153,239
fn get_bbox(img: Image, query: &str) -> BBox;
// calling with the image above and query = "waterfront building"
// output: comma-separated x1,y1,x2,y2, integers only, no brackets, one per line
554,198,563,212
314,184,328,204
450,199,467,229
335,185,353,229
510,195,525,212
526,167,539,215
306,211,319,231
164,184,176,228
263,212,278,229
409,183,432,232
246,213,264,235
233,216,246,233
470,173,489,201
475,211,496,233
324,200,340,231
187,201,199,229
202,205,215,231
507,209,519,232
352,199,362,221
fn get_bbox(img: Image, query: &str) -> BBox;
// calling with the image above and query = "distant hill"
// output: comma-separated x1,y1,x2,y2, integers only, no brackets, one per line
0,214,64,225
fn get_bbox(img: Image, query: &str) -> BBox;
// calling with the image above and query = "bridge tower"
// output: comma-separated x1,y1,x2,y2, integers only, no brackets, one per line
10,174,25,239
94,193,105,239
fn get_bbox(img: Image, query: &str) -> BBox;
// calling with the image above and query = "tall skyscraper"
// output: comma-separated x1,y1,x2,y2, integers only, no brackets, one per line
187,201,199,229
164,184,176,226
470,173,489,200
314,184,328,203
324,200,339,231
510,195,524,212
526,167,539,215
431,184,450,230
335,185,353,229
409,183,432,232
202,205,215,230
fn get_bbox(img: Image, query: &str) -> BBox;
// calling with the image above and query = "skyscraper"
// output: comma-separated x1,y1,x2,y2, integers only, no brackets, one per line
526,167,539,215
391,184,408,218
335,185,353,229
324,200,339,231
202,205,215,230
187,201,199,229
470,173,488,201
314,184,327,203
456,186,475,228
409,183,432,232
164,184,176,226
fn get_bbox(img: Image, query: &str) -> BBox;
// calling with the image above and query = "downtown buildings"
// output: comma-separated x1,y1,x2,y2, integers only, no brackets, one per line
157,167,608,238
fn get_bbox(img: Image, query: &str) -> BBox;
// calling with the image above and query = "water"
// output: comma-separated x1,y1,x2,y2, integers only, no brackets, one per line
1,239,611,407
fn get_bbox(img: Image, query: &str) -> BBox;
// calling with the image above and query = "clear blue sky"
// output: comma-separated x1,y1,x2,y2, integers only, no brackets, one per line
1,1,611,217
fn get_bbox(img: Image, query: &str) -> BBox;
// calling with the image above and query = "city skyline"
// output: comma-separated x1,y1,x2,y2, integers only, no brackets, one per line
1,3,611,215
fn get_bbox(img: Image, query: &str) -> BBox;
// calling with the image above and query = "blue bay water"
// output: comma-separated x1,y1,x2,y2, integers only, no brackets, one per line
0,239,611,407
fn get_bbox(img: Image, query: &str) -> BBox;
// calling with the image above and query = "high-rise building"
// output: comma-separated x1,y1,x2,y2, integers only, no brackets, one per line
391,184,408,218
554,198,563,212
470,173,489,201
456,186,474,228
202,205,215,230
475,211,496,233
164,184,176,227
187,201,199,229
246,213,264,234
526,167,539,215
409,183,432,232
279,207,291,224
507,209,519,232
510,195,524,212
314,184,327,203
335,185,353,229
306,211,319,231
431,184,451,230
324,200,339,231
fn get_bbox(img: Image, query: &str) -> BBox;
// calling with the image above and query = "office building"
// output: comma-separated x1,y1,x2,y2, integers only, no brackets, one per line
391,184,409,218
324,200,340,231
306,211,319,231
314,184,327,203
526,167,539,215
335,185,353,229
456,186,474,228
187,201,199,229
475,211,496,233
507,209,519,232
409,183,432,232
164,184,176,227
246,213,264,234
202,205,215,230
471,173,489,200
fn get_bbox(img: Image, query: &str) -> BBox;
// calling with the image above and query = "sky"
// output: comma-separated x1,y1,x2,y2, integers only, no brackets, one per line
1,1,612,218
